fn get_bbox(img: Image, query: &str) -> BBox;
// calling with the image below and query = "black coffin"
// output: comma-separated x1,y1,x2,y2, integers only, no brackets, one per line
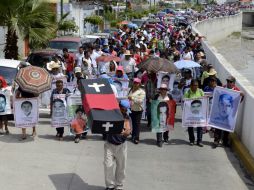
87,109,124,134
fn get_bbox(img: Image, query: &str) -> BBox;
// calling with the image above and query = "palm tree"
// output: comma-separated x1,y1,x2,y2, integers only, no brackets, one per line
0,0,57,59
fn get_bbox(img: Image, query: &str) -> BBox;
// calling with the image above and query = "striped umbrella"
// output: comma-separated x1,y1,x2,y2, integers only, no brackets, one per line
15,66,52,94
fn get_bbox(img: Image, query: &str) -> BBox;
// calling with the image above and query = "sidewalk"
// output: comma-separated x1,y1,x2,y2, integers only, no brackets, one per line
0,109,253,190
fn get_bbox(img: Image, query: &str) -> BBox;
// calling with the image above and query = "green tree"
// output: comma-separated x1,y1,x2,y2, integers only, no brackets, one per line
0,0,57,59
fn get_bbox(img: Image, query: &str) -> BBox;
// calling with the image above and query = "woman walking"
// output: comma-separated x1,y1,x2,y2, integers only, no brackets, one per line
128,78,145,144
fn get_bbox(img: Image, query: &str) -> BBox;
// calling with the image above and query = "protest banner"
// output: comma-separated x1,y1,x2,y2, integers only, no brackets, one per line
67,94,88,135
208,87,241,132
51,94,69,128
151,100,176,133
14,97,39,128
182,97,208,127
0,89,12,115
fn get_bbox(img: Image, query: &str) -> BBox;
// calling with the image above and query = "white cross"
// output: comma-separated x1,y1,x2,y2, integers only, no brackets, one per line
102,122,114,132
88,83,105,92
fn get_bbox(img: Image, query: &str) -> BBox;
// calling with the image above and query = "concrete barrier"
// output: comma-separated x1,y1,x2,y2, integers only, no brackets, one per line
193,13,254,159
194,13,242,44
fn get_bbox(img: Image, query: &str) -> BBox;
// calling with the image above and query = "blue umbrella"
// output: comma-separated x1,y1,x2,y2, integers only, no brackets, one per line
127,23,138,29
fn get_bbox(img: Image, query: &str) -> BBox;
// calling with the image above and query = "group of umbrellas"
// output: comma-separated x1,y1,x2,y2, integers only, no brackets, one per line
138,57,200,74
14,55,200,95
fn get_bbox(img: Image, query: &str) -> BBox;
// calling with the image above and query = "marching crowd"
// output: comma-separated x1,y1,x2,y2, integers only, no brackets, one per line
0,3,245,190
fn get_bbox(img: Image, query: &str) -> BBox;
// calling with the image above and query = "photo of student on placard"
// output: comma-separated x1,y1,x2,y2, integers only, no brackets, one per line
156,72,175,91
209,87,241,132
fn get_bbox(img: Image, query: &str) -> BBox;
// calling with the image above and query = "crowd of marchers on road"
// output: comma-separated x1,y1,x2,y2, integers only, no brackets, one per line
0,3,245,190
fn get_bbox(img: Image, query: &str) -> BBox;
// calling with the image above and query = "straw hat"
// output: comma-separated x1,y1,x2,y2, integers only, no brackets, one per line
47,61,60,71
208,68,217,76
124,50,132,55
159,83,169,90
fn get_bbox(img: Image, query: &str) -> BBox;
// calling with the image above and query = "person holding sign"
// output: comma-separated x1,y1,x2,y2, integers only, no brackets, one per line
15,88,38,140
0,76,10,134
50,80,70,141
71,107,87,143
153,84,174,147
104,100,131,190
184,79,205,147
212,76,244,148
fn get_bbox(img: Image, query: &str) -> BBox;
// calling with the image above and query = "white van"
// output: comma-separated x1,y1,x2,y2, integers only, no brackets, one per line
0,59,20,86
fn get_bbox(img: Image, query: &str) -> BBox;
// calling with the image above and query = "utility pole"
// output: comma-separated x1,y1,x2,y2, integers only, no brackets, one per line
60,0,63,18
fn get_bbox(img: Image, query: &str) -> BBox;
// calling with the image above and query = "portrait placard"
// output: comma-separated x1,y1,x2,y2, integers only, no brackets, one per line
157,72,175,90
0,89,12,115
112,78,129,98
14,98,39,128
208,87,241,132
67,94,88,135
51,94,69,128
151,100,176,133
182,97,208,127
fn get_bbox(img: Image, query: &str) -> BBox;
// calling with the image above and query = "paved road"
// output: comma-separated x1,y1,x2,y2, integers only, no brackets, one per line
0,109,253,190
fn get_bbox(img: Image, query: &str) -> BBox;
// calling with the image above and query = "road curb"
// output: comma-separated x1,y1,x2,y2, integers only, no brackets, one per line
230,133,254,177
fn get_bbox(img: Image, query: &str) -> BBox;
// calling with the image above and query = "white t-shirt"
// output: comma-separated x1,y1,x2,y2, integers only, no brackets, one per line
119,58,136,74
75,52,84,67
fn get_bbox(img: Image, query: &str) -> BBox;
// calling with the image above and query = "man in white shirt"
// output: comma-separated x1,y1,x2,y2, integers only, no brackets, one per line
75,47,84,67
119,50,136,78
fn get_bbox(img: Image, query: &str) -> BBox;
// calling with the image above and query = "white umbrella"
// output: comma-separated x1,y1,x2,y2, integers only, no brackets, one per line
174,60,201,69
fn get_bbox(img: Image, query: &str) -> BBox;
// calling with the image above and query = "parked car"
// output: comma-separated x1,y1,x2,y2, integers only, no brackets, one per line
49,36,81,53
0,59,20,86
0,59,21,120
26,49,62,69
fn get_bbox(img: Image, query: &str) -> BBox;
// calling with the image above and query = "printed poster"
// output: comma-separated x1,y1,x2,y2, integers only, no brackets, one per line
157,71,175,90
208,87,241,132
51,94,69,128
0,89,12,115
112,78,129,98
14,97,39,128
182,97,208,127
67,94,88,135
151,100,176,133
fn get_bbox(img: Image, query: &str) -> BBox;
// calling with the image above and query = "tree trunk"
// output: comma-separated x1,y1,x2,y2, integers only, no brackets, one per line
4,29,19,60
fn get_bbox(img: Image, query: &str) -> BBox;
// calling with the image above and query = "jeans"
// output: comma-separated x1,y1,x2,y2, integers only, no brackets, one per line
188,127,202,143
130,111,143,141
66,71,74,82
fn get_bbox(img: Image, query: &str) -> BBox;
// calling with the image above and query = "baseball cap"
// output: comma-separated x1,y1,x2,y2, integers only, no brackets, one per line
119,100,130,110
133,78,141,84
74,67,82,74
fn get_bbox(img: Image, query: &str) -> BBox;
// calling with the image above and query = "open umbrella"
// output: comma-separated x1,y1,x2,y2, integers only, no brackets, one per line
96,55,121,63
174,60,201,69
118,20,129,25
138,57,178,73
15,66,52,94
